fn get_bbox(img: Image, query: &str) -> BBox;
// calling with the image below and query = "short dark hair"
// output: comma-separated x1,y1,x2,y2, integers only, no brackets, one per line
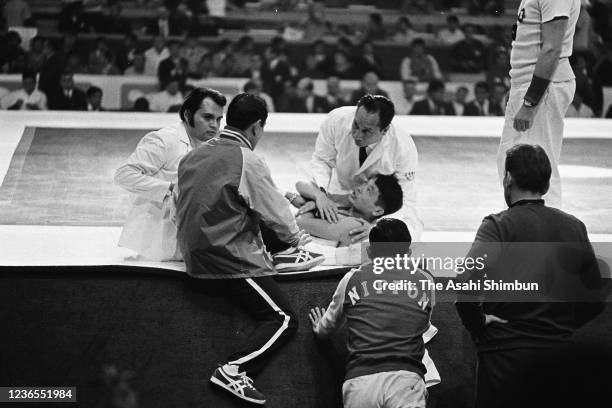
373,174,403,216
411,38,426,48
22,71,36,81
427,79,445,94
474,81,489,93
243,80,257,93
179,87,227,126
356,94,395,130
447,15,459,24
369,218,412,244
86,86,102,98
505,144,551,195
226,92,268,131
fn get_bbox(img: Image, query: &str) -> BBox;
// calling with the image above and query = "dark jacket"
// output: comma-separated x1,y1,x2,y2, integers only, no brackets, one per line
410,98,456,115
48,87,88,110
176,127,301,279
456,199,605,352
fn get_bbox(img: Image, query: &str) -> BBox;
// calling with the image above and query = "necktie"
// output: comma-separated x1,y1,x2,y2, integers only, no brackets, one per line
359,146,368,167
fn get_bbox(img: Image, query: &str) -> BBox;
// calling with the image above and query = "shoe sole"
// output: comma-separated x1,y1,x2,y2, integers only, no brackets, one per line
275,255,325,272
210,376,266,405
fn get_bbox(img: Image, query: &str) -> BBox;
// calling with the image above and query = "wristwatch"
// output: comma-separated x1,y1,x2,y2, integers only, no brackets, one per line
523,99,537,108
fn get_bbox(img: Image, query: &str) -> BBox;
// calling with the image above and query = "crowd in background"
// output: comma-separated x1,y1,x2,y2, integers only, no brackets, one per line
1,0,612,116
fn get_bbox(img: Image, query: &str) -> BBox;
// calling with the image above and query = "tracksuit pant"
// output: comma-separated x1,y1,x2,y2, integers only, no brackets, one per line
201,276,298,376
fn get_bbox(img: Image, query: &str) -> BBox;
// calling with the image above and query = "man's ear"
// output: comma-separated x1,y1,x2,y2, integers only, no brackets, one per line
372,207,384,218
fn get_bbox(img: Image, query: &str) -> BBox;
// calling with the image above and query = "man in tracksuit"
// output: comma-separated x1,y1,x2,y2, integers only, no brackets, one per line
456,144,605,408
176,93,318,404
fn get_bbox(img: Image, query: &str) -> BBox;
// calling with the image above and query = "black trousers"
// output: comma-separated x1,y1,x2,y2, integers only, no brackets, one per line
259,222,291,254
202,276,298,377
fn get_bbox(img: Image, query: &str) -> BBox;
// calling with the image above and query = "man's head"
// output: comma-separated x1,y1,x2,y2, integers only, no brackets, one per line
86,86,103,109
353,95,395,147
168,40,181,58
153,36,166,52
361,72,380,94
60,71,75,91
455,85,469,104
243,80,262,95
367,218,412,260
411,38,426,57
402,78,417,100
427,80,446,104
225,93,268,148
447,15,460,30
22,71,37,94
165,78,180,95
491,82,507,104
327,76,340,96
297,77,314,99
132,49,145,71
474,81,489,104
349,174,403,221
503,144,551,206
180,87,227,142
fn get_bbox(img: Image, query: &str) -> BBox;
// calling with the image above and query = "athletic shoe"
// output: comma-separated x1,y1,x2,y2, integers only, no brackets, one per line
272,247,325,272
210,365,266,405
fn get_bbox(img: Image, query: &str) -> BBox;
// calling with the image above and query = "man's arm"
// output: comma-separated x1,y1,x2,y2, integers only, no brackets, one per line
297,214,363,245
239,151,301,246
309,109,340,190
455,217,504,334
114,130,174,203
310,270,355,338
514,15,569,131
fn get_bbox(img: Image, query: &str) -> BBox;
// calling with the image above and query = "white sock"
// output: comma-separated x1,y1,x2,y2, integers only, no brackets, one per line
223,364,239,375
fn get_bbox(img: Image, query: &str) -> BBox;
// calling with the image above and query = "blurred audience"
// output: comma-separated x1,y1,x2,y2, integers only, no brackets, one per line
451,24,486,72
464,81,491,116
158,39,188,90
453,85,468,116
48,70,87,110
144,36,169,76
182,35,208,78
566,91,594,118
4,0,32,27
393,16,418,44
86,85,105,111
148,77,183,112
437,15,465,45
124,50,146,76
395,77,421,115
349,71,389,105
364,12,386,40
324,75,347,111
1,71,47,110
411,79,455,115
486,47,511,89
400,38,443,82
489,81,508,115
243,79,275,112
295,77,329,113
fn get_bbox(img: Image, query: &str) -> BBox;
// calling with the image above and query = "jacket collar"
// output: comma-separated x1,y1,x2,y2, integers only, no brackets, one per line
178,122,191,147
219,126,253,150
509,199,545,208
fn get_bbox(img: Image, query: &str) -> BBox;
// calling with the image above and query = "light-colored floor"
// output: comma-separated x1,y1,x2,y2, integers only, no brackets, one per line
0,112,611,270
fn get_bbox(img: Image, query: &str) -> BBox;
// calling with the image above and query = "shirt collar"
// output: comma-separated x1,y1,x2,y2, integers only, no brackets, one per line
219,126,253,150
509,199,545,208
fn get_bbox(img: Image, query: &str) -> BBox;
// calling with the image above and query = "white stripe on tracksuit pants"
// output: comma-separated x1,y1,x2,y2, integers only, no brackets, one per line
223,276,298,376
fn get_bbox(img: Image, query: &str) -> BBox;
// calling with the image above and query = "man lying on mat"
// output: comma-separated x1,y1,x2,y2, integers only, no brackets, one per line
287,174,403,246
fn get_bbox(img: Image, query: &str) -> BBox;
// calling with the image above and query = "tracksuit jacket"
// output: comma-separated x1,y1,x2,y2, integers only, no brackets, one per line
176,126,300,279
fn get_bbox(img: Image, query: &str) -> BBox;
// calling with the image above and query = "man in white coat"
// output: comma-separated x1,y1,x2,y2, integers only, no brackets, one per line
306,94,423,243
114,88,227,261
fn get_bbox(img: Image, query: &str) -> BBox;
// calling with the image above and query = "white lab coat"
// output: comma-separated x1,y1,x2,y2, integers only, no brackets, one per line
114,122,192,261
309,106,423,240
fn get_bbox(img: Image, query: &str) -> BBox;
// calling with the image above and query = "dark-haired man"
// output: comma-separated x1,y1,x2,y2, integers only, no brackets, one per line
310,218,434,408
292,174,403,245
48,70,87,111
309,95,422,242
0,71,47,110
410,80,456,115
456,144,605,408
177,93,320,405
114,87,226,261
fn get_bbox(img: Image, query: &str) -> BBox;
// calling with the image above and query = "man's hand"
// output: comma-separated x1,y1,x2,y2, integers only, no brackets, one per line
315,192,339,223
484,314,508,326
349,219,373,243
513,104,537,132
296,201,316,215
309,306,326,336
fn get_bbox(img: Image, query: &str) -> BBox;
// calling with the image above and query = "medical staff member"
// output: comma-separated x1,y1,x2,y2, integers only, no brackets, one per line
114,88,226,261
308,94,423,241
